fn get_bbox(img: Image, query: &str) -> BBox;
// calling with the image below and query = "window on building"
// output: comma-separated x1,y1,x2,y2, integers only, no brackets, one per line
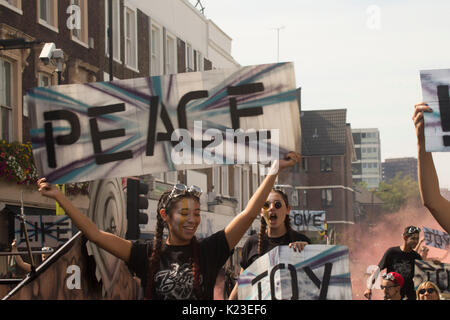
242,168,249,207
38,0,58,31
321,189,333,207
234,166,242,211
151,25,161,76
0,58,12,142
320,157,333,172
165,34,176,74
302,190,308,208
0,0,22,13
124,6,137,70
71,0,88,46
105,0,120,61
39,73,52,87
212,166,220,194
251,164,259,194
196,51,203,72
186,44,193,72
221,166,229,196
302,157,308,172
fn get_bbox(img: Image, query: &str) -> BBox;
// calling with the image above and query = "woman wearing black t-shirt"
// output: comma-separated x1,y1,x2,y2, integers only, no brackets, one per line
36,152,300,300
228,188,311,299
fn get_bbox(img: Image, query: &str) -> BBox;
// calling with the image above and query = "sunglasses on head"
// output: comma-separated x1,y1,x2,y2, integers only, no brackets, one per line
404,226,421,236
162,184,202,209
419,288,436,295
263,200,283,210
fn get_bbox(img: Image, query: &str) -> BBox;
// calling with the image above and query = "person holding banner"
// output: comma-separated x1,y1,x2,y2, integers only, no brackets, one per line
413,102,450,235
228,188,311,300
37,152,301,300
364,226,424,300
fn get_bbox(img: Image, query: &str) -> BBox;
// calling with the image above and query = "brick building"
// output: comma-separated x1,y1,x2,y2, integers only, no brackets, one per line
278,109,356,244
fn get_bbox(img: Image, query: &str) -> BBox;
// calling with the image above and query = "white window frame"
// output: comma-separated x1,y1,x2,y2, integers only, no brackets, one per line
196,51,203,72
165,32,177,75
251,164,259,194
124,5,138,71
186,43,193,72
234,166,242,212
38,0,58,33
212,166,220,194
0,0,23,14
38,72,52,87
70,0,89,48
105,0,121,62
242,167,250,208
221,165,229,196
150,23,162,76
0,58,13,142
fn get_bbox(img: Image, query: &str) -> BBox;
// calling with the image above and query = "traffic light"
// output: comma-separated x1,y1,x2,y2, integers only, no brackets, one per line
126,178,149,239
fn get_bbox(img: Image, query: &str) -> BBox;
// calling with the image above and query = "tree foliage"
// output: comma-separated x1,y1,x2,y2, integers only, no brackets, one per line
374,172,420,213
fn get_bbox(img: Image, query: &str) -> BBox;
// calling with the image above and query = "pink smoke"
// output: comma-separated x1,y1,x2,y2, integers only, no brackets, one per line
349,205,450,300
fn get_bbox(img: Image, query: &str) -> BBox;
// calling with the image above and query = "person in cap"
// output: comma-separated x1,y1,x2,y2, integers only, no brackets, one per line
381,272,404,300
364,226,424,300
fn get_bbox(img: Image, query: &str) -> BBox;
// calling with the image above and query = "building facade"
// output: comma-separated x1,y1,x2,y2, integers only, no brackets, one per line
352,128,382,189
382,157,418,182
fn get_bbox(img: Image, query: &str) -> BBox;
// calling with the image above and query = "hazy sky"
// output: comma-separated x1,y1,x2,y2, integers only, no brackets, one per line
200,0,450,188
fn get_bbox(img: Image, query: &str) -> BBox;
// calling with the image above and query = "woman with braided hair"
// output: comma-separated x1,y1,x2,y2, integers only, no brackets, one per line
228,188,310,300
36,152,301,300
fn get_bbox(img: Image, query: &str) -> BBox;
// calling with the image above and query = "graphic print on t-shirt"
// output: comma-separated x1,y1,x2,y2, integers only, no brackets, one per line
154,262,203,299
392,259,413,279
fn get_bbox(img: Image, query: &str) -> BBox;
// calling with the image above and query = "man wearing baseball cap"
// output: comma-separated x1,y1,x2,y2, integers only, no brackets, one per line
364,226,424,300
381,272,404,300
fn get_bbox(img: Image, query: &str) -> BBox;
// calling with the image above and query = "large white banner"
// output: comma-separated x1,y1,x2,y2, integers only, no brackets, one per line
238,245,352,300
420,69,450,152
414,260,450,295
26,63,301,183
423,226,450,250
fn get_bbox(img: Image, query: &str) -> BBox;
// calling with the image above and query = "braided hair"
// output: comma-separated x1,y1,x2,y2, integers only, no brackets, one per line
144,190,203,299
257,188,294,257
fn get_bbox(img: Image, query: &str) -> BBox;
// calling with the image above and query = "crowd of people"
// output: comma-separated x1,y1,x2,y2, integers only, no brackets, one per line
5,103,450,300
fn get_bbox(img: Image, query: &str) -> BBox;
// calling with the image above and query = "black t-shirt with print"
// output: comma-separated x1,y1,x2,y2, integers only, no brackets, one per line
240,230,311,270
127,230,231,300
378,246,422,300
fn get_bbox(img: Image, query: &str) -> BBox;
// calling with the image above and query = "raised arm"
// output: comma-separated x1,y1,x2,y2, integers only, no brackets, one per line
11,239,31,273
224,152,301,251
37,178,132,262
413,103,450,233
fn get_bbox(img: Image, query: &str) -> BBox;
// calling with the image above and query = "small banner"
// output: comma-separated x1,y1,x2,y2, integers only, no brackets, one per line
289,210,326,232
420,69,450,152
423,226,450,250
